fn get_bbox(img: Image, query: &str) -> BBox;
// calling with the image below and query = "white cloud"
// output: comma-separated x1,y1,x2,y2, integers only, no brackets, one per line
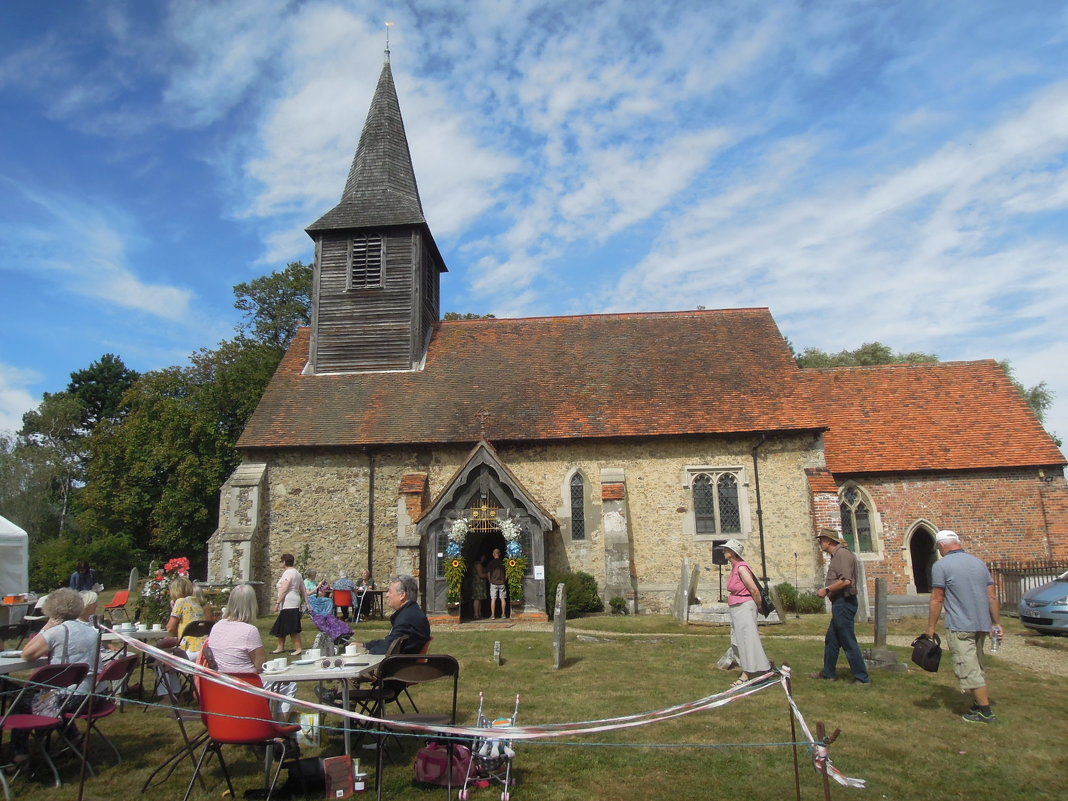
0,364,39,438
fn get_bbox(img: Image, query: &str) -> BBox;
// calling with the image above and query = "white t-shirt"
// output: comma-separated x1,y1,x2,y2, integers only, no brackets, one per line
277,568,303,609
42,619,101,695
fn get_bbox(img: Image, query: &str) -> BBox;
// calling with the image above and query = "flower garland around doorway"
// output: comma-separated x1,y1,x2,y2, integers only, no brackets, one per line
445,515,527,603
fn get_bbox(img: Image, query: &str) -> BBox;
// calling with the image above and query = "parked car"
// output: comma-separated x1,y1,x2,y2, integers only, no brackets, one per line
1019,570,1068,634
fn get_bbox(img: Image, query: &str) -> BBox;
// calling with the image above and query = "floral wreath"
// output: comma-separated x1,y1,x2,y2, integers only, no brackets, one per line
444,515,527,603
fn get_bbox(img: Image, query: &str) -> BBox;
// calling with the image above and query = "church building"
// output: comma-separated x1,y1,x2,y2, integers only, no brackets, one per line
208,56,1068,619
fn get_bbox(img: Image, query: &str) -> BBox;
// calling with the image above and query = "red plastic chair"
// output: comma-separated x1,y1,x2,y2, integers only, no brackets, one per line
332,589,352,620
104,590,131,622
0,662,91,795
182,673,301,801
64,654,139,771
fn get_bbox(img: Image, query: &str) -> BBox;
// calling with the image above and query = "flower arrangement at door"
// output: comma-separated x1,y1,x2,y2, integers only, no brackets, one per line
444,519,469,603
138,556,190,624
498,517,526,603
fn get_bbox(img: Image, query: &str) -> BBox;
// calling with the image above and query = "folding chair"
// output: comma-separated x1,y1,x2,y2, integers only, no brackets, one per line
0,623,29,650
332,589,353,621
103,590,131,622
63,654,138,771
142,658,208,791
182,673,301,801
0,662,91,798
372,654,460,801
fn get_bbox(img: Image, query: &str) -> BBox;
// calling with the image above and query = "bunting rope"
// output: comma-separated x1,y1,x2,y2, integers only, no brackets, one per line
101,626,865,788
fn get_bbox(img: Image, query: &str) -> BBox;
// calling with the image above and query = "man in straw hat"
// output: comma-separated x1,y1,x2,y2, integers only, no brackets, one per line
810,528,871,684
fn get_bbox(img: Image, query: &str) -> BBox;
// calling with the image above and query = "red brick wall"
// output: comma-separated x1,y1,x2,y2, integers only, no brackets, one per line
841,469,1068,593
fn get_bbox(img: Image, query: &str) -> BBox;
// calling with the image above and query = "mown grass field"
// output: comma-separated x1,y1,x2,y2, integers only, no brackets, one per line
3,611,1062,801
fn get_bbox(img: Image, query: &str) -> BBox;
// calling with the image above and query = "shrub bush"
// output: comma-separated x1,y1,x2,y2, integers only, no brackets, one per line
796,591,826,614
546,571,604,618
774,582,798,613
609,596,629,615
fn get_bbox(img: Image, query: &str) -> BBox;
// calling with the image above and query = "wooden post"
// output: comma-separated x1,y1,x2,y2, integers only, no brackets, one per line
874,577,888,648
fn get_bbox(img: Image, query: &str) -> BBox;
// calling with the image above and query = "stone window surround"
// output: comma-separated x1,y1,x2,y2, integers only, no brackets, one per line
561,467,592,542
837,481,884,560
681,465,752,542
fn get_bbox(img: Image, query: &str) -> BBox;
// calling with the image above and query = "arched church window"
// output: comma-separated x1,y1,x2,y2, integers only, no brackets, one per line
840,486,875,553
570,473,586,540
686,466,749,540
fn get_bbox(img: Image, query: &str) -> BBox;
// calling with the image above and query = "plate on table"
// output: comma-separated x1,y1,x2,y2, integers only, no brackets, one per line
1,650,23,658
262,665,289,674
292,658,316,665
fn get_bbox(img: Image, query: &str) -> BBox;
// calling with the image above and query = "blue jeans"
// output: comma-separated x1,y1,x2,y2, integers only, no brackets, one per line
821,596,869,682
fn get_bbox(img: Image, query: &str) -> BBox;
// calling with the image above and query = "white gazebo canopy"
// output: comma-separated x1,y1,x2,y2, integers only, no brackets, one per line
0,514,29,597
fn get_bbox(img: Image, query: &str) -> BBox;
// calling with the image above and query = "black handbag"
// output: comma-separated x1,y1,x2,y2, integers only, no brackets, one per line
910,632,942,672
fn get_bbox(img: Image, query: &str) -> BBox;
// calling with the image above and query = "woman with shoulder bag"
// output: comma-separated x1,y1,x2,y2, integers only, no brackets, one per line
717,539,773,687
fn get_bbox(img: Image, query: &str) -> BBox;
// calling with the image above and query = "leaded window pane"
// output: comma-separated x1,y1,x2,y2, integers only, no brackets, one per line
855,504,873,552
717,473,741,534
570,474,586,540
693,474,716,534
839,505,857,551
435,527,449,578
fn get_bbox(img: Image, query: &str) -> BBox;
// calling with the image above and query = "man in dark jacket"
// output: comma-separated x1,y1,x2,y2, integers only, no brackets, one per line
357,575,430,655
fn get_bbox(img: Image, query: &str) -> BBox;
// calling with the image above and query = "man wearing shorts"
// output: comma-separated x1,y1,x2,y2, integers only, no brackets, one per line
486,548,507,619
925,530,1003,724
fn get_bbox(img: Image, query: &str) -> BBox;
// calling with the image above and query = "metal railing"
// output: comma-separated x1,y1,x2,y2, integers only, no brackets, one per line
990,559,1068,615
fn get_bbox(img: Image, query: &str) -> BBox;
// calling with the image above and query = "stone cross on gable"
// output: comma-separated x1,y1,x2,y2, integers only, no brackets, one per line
476,408,490,439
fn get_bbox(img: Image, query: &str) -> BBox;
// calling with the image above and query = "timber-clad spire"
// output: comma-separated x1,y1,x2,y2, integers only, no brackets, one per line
307,59,425,232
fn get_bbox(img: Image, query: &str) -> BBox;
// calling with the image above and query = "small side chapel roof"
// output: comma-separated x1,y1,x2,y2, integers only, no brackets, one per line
803,360,1066,474
237,307,823,449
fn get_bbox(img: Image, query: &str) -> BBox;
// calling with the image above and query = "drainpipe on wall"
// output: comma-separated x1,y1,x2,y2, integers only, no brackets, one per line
751,433,769,592
367,449,375,576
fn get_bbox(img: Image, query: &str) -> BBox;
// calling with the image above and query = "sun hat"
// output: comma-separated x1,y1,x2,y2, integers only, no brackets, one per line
714,538,745,557
815,528,846,544
934,530,960,545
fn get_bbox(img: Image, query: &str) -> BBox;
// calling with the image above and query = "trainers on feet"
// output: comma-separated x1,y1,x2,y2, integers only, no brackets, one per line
962,709,998,724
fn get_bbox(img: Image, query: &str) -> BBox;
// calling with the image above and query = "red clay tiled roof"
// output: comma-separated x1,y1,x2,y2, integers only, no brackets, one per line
802,361,1066,474
805,467,839,494
238,309,823,449
602,483,626,501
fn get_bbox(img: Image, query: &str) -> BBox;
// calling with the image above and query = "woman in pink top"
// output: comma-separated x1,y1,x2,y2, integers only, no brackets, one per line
268,553,307,655
716,538,772,686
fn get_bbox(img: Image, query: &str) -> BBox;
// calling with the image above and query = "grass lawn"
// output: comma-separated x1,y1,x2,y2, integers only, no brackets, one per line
3,612,1062,801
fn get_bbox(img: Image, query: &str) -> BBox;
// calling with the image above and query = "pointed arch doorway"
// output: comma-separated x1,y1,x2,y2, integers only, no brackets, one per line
417,441,553,620
908,524,937,593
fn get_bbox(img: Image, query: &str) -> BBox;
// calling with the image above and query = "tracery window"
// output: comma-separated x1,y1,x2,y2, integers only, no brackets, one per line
840,486,875,553
692,471,742,536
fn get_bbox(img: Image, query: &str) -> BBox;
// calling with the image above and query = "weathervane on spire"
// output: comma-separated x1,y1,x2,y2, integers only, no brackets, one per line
385,20,394,61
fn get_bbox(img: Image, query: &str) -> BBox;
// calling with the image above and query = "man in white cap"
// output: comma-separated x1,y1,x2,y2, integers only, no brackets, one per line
811,528,870,684
925,530,1002,723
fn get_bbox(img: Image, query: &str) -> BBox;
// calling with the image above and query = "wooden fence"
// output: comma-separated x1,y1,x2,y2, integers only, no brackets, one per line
990,559,1068,615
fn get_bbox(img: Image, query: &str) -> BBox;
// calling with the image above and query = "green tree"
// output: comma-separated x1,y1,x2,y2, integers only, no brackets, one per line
233,260,312,349
77,338,285,571
67,353,140,428
443,311,496,320
18,391,87,534
795,342,939,368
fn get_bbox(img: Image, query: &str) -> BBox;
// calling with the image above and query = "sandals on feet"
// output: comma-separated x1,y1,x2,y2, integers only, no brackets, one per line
730,677,747,688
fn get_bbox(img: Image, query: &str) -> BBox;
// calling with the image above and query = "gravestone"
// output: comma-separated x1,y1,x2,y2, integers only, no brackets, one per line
553,583,566,670
493,640,502,666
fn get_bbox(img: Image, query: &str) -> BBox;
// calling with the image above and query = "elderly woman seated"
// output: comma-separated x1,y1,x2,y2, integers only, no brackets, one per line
9,588,102,766
207,583,297,720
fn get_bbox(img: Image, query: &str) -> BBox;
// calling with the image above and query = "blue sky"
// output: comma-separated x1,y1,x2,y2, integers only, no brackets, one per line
1,1,1067,447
